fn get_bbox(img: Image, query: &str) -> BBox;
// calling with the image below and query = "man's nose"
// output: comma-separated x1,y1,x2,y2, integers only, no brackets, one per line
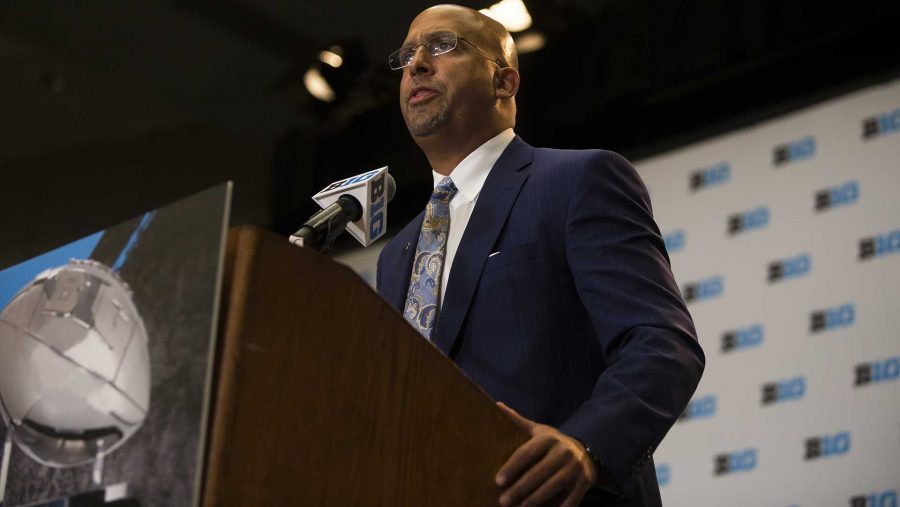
407,46,434,76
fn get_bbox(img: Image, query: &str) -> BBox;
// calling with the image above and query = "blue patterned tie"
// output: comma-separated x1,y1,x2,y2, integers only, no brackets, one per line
403,177,458,340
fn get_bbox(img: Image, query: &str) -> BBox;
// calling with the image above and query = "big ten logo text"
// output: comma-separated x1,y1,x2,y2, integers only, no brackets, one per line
815,181,859,212
851,490,898,507
655,465,671,487
321,169,380,193
855,356,900,387
761,376,805,405
663,229,686,254
774,136,816,166
679,394,716,422
368,174,387,240
682,276,723,303
863,106,900,140
805,431,850,460
810,303,855,333
728,206,769,235
721,324,763,353
689,162,730,192
768,253,811,283
859,229,900,261
714,448,756,476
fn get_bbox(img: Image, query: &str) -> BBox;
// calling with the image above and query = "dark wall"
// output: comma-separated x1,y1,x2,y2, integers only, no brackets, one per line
3,0,900,267
1,124,274,268
0,23,285,268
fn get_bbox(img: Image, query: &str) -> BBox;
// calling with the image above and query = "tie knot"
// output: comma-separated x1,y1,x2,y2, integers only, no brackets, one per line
431,177,458,204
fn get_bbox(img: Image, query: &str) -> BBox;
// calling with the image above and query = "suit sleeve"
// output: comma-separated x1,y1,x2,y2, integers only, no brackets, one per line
556,151,705,494
376,248,385,295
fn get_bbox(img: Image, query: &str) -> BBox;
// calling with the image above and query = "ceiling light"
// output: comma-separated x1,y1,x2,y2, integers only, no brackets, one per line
514,31,545,54
480,0,532,32
304,66,335,102
319,46,344,68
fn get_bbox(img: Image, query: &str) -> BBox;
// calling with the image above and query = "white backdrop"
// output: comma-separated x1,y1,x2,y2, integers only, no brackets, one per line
337,79,900,506
636,79,900,507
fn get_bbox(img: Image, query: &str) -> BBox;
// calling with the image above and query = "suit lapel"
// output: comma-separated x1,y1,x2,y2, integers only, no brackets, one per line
383,211,424,312
434,137,533,356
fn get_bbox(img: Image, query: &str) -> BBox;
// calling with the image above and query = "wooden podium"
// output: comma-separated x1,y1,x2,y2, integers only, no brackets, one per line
202,227,528,506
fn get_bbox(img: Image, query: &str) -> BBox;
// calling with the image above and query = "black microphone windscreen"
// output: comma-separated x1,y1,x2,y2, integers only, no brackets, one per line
386,174,397,203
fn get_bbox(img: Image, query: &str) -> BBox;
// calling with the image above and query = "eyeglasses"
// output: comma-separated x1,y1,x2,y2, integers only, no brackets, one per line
388,33,505,70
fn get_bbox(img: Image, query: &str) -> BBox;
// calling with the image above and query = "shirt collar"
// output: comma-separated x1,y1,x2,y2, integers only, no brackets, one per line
432,128,516,203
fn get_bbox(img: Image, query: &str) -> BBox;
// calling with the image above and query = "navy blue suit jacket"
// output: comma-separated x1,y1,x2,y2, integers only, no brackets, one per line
376,137,704,506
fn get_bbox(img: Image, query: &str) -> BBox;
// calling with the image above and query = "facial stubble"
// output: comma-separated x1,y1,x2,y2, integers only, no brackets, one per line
404,99,451,137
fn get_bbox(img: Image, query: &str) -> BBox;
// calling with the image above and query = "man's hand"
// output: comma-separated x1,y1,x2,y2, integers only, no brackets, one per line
495,402,597,507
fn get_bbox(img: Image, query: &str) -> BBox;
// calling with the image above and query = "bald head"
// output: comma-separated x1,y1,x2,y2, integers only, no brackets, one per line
412,4,518,70
397,3,521,173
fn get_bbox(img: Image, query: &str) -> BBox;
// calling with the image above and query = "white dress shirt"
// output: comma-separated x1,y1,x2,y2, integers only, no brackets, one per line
433,128,516,307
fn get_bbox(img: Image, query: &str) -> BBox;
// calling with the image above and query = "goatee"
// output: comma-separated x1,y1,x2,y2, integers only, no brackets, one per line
405,103,450,137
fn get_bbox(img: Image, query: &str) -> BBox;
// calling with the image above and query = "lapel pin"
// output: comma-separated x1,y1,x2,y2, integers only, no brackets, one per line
401,242,411,254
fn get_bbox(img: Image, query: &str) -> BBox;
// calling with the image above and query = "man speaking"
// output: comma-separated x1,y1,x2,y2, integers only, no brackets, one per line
376,5,705,506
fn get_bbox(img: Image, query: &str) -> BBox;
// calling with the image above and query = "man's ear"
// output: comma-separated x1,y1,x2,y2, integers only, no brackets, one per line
495,67,520,100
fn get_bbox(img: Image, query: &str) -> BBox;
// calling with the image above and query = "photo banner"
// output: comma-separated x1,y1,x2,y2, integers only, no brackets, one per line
0,183,231,507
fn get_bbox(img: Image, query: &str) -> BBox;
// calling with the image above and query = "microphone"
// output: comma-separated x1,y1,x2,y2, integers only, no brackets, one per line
290,167,395,251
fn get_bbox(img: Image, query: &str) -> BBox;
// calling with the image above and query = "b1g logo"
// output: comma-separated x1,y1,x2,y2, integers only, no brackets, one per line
863,106,900,140
805,431,850,460
815,181,859,212
774,136,816,166
810,303,855,333
655,465,671,487
714,448,756,476
859,229,900,261
721,324,763,353
855,356,900,387
663,229,686,253
689,162,730,192
679,394,716,422
368,173,387,240
768,253,811,283
850,489,899,507
321,169,380,192
682,276,723,303
728,206,769,235
761,376,805,405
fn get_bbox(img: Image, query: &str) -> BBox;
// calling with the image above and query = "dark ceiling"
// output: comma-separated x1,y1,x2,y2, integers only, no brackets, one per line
2,0,900,263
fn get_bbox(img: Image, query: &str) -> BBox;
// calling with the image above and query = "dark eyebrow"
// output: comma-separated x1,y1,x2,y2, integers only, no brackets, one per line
400,31,456,49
